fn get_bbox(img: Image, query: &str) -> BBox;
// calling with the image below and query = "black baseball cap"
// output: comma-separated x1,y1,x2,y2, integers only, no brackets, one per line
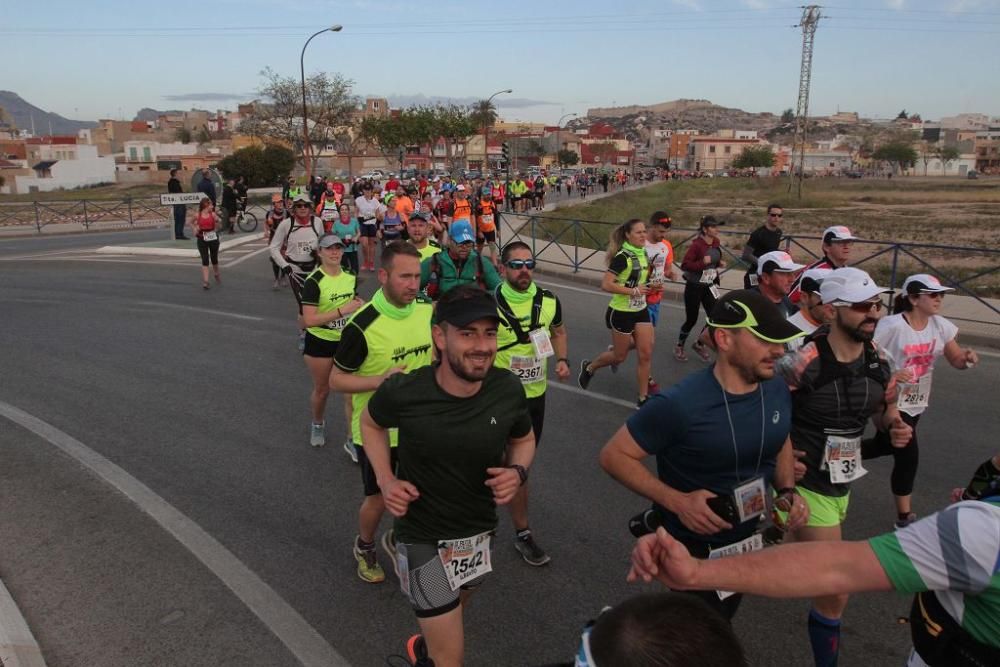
700,215,725,230
707,289,804,344
434,286,500,327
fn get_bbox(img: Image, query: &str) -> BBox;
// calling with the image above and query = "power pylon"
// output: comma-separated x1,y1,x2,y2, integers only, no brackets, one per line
789,5,822,198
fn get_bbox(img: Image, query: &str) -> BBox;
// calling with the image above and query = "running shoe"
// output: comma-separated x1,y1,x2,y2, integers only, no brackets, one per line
894,512,918,530
310,422,325,448
578,359,594,390
514,530,551,566
691,341,711,362
636,396,649,409
354,537,385,583
406,634,430,666
673,344,688,362
343,439,358,463
607,345,618,373
647,378,661,395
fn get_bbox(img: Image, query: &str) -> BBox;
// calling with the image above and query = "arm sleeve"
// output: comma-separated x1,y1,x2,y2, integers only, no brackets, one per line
333,323,369,372
268,220,290,268
300,275,321,307
366,374,403,428
869,502,1000,595
607,252,628,275
625,394,685,456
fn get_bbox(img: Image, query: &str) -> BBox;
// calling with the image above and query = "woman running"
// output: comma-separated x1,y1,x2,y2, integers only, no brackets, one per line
866,273,979,528
300,233,365,449
675,215,726,361
578,219,655,407
331,202,360,275
190,197,222,290
266,193,288,289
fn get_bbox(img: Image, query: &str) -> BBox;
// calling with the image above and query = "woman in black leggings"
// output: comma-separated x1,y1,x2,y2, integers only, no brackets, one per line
675,216,725,361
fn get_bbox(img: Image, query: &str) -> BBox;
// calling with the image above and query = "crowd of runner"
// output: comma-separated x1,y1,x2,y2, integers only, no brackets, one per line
224,178,997,667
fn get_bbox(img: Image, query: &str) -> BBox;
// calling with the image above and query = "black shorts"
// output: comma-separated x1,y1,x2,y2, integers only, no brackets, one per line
356,444,398,496
527,394,546,446
605,306,651,335
478,230,496,244
359,223,378,238
302,332,338,358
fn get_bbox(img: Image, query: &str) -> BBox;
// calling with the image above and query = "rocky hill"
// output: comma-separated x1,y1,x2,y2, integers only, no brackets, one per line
0,91,96,135
583,98,781,138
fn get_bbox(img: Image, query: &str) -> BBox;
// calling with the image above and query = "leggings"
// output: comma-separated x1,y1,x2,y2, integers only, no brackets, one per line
341,250,359,275
678,282,717,344
196,238,220,266
862,411,920,496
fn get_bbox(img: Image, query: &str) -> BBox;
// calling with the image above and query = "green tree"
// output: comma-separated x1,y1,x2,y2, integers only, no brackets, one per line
896,109,908,119
933,145,960,176
873,140,918,174
174,127,192,144
195,126,212,145
434,104,478,171
240,67,359,179
780,108,795,124
556,149,579,167
469,99,498,131
732,145,775,173
216,144,296,188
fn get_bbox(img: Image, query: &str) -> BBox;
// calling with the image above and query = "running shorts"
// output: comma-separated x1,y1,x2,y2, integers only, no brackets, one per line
302,332,338,358
605,306,651,335
797,487,850,527
356,444,398,496
396,539,493,618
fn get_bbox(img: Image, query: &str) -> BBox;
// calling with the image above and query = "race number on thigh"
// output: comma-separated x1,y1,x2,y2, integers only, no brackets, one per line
437,532,492,591
709,533,763,600
822,435,867,484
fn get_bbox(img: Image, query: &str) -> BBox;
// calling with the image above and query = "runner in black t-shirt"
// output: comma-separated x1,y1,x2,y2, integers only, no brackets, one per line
741,203,784,289
360,286,535,667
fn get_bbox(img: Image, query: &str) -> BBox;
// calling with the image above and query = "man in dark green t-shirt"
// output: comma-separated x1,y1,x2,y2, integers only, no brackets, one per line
361,285,535,667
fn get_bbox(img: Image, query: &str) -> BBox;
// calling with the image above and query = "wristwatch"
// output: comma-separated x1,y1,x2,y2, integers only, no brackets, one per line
507,464,529,486
556,357,570,365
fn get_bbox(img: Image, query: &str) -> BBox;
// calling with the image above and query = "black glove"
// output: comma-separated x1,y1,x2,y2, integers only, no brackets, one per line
281,265,293,276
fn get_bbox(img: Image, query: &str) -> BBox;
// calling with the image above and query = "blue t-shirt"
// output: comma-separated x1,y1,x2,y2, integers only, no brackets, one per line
626,367,792,546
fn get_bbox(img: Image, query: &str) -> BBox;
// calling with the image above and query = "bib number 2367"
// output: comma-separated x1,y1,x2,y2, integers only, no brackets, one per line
438,533,492,591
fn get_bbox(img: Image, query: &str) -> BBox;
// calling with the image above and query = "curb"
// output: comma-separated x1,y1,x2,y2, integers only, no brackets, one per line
0,577,46,667
95,232,265,258
0,221,169,240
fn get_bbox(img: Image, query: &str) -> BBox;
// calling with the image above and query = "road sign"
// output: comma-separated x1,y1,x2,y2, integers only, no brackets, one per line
160,193,207,206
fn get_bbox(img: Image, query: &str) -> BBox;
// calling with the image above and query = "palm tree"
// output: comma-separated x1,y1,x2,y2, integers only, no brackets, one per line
470,99,498,131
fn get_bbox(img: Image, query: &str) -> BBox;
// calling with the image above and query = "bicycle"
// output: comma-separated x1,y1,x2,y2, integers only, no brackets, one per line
235,199,258,233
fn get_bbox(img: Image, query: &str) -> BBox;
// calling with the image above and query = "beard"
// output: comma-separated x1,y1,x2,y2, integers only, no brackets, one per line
837,310,877,342
446,347,494,382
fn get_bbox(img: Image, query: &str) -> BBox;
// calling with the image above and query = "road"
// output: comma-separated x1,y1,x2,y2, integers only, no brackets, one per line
1,230,998,666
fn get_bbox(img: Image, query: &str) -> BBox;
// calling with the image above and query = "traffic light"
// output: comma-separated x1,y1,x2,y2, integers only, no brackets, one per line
501,142,510,165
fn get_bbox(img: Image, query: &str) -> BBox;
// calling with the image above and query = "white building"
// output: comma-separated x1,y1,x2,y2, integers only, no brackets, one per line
122,140,199,164
15,143,116,193
938,113,992,131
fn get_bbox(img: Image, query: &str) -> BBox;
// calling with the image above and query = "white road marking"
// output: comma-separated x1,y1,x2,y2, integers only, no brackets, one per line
224,245,271,268
0,248,95,261
547,381,637,409
0,401,350,667
0,576,46,667
134,301,263,322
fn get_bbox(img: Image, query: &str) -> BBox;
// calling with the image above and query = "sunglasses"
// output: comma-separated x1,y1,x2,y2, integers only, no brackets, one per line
293,203,311,208
842,299,884,313
505,259,536,270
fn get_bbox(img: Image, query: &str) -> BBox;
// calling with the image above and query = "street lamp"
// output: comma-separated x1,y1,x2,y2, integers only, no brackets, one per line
556,112,577,128
301,24,342,183
484,88,511,174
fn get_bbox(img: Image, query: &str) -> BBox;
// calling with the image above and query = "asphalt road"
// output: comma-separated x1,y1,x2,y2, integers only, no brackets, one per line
1,230,998,667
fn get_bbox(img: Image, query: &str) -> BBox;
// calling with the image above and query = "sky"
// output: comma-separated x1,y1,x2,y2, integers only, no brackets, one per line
4,0,1000,126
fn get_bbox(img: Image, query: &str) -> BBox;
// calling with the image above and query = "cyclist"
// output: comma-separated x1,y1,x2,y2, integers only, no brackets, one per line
578,219,656,407
494,241,569,566
865,274,979,528
300,234,364,448
360,285,534,667
329,242,434,581
675,215,726,363
190,197,222,290
776,267,913,667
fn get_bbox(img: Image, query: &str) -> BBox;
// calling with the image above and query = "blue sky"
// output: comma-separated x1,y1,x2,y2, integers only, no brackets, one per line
4,0,1000,125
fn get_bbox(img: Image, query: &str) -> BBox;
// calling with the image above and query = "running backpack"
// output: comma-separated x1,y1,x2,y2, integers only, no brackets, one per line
495,287,549,352
425,253,486,300
798,328,889,394
280,217,325,267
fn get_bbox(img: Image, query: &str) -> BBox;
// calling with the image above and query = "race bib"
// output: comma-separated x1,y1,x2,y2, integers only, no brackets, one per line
294,240,314,255
628,293,647,309
733,476,767,524
529,328,554,359
510,354,544,385
321,209,337,221
709,533,763,600
437,532,492,591
897,374,932,411
709,285,721,299
748,273,759,287
700,268,718,284
325,316,348,331
823,435,867,484
481,214,494,226
202,231,218,242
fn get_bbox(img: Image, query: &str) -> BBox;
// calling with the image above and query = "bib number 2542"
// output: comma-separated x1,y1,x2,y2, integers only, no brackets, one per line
437,533,492,591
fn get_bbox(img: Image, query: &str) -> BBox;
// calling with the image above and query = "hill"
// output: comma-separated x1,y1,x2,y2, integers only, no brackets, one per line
583,98,780,138
0,91,96,135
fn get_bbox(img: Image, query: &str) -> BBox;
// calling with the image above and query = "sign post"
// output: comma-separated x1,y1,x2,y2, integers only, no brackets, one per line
160,193,207,241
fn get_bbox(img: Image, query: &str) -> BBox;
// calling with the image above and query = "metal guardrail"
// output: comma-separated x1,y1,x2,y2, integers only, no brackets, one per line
498,211,1000,324
0,197,271,233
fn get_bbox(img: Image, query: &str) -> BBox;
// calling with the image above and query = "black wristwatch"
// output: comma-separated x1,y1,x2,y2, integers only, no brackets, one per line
508,464,529,486
556,357,570,365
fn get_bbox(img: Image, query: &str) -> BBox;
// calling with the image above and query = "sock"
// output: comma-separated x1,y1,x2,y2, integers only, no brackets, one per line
516,528,531,540
807,609,841,667
898,512,912,521
357,537,375,551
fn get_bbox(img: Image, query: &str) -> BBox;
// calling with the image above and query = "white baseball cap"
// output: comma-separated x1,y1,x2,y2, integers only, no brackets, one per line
456,184,467,192
902,274,955,295
822,225,860,243
799,267,833,295
756,250,805,276
820,267,891,305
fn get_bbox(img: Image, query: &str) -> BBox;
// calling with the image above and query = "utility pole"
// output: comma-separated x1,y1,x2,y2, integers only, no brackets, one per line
789,5,822,199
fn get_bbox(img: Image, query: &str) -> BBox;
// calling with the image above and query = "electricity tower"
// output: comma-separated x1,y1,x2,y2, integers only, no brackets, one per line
789,5,822,198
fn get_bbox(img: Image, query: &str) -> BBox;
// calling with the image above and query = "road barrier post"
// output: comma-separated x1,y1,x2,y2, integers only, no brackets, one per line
82,200,89,229
34,202,41,233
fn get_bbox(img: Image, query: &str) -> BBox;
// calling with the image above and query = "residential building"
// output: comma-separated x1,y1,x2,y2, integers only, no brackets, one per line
974,127,1000,172
828,111,860,124
15,139,115,193
686,136,761,172
938,113,992,131
121,140,200,170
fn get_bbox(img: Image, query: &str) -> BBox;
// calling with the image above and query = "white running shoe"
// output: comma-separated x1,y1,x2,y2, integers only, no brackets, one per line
310,422,326,448
343,439,358,463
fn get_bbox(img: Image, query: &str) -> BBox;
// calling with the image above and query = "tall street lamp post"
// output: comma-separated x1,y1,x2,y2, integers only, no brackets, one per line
483,88,511,175
301,25,342,184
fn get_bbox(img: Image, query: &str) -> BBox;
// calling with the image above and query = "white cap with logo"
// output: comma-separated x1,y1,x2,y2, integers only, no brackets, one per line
820,267,891,305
